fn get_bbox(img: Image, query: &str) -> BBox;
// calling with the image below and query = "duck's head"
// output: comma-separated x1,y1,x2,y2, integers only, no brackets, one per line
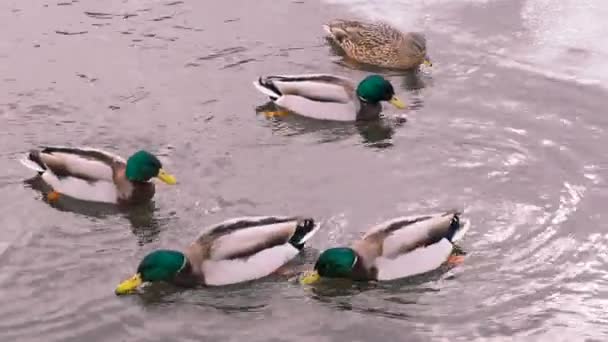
404,32,431,66
356,75,406,109
126,150,177,185
300,247,357,284
115,250,186,295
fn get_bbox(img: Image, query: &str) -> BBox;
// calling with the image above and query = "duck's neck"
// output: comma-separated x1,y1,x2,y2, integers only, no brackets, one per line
113,165,155,203
356,98,382,121
172,258,199,287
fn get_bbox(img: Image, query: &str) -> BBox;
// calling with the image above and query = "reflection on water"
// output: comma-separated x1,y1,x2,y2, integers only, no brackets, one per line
304,263,464,322
255,101,399,145
23,175,163,245
355,120,396,147
125,203,165,246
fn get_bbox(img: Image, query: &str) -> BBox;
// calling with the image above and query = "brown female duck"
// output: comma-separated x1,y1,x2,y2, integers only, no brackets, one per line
324,19,432,70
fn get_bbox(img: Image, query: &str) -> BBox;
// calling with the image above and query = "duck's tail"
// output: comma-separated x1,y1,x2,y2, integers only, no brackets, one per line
19,150,46,174
252,76,282,100
289,218,321,249
446,212,471,243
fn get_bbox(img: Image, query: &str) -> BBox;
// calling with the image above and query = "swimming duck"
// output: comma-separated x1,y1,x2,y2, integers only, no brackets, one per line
19,146,176,204
323,19,431,70
115,216,321,294
300,210,469,284
253,74,405,121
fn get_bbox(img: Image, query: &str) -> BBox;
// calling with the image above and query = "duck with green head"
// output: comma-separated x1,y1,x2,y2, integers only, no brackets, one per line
300,210,470,284
253,74,406,121
19,146,176,204
115,216,322,294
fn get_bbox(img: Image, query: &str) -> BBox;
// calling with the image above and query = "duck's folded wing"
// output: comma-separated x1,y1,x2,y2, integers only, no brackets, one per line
261,74,354,103
201,216,302,260
196,216,306,286
364,211,459,258
35,146,124,181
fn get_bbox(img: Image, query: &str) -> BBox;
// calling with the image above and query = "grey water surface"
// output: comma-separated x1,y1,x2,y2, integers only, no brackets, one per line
1,0,608,341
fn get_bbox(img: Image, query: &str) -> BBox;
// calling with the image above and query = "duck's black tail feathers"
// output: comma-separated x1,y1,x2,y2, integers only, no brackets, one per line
445,211,471,243
445,213,461,242
253,76,282,100
289,218,320,249
19,150,47,174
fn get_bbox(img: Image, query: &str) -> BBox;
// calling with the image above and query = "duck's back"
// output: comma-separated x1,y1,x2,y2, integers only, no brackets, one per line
359,212,463,281
185,216,312,285
326,20,426,69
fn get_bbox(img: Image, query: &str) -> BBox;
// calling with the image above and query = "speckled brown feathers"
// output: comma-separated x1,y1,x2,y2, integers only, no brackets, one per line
324,19,429,70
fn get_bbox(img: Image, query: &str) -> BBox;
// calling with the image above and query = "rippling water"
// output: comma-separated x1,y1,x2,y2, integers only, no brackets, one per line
2,0,608,340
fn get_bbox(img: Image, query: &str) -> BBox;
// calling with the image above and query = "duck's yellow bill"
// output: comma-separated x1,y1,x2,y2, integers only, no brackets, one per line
299,270,320,285
389,96,406,109
157,169,177,185
115,273,142,295
423,58,433,67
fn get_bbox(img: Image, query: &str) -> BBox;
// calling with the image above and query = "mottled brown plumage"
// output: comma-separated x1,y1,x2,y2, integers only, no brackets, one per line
324,19,431,70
